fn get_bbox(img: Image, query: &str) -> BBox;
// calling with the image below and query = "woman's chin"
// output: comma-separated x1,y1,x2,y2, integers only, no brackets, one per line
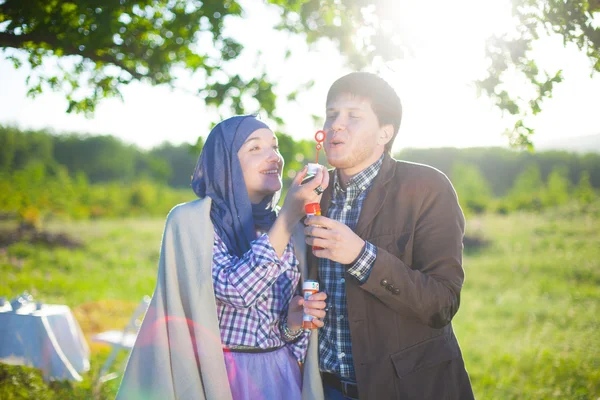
267,184,282,194
253,184,282,201
265,180,282,193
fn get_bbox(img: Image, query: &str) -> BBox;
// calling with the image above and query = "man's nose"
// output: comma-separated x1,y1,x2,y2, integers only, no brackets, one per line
331,114,346,132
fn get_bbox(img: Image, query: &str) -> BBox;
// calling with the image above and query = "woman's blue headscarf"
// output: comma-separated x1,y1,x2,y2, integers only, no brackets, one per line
191,115,281,257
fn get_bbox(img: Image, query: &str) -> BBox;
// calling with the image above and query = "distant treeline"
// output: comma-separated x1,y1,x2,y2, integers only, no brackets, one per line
0,125,314,225
0,125,315,188
0,125,598,224
399,147,600,196
0,125,197,187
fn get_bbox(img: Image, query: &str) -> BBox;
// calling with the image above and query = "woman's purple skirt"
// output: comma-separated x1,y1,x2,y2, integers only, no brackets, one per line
223,347,301,400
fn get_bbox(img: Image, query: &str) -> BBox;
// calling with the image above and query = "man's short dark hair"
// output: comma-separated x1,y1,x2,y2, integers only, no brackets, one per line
326,72,402,154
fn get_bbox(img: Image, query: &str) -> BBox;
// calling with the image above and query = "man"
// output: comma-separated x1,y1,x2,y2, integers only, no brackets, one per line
304,72,474,400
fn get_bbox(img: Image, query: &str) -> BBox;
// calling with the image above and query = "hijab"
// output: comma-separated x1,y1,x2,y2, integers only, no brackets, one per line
191,115,280,257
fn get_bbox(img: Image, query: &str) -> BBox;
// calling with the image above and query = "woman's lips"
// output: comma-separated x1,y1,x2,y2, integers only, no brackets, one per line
260,169,280,175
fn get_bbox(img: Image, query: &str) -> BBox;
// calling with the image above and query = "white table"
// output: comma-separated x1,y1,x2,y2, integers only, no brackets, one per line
0,304,90,381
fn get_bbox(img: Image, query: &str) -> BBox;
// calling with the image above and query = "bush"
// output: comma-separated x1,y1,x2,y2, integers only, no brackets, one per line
575,171,597,205
450,162,494,215
0,363,112,400
503,163,546,211
0,364,53,400
543,166,570,207
0,164,194,223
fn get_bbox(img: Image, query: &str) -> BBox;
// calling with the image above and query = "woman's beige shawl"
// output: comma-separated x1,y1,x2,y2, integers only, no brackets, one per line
117,198,323,400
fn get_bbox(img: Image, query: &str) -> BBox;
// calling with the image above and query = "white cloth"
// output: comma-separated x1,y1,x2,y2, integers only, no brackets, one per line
0,304,90,381
117,198,324,400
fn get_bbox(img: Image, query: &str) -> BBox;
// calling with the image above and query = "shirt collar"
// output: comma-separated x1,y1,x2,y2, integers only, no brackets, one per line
333,155,384,196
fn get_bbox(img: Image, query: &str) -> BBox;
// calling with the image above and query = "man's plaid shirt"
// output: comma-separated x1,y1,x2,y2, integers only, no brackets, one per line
212,231,309,362
318,155,382,381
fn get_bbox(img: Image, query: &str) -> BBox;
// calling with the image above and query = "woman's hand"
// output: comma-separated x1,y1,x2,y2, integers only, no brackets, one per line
280,165,330,222
286,291,328,331
268,164,329,258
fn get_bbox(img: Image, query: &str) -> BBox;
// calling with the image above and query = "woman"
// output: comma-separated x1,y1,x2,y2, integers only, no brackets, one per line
117,115,327,400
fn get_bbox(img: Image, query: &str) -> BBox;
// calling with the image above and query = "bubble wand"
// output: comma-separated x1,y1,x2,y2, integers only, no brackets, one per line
314,130,326,164
305,130,327,252
304,130,326,183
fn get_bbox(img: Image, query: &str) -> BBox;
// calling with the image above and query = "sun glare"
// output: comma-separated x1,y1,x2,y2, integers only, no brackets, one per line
368,0,516,150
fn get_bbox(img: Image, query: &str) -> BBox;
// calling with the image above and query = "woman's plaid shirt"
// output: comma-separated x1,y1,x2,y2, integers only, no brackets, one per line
212,231,309,362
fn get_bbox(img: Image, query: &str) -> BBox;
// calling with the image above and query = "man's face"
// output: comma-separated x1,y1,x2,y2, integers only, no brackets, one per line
323,93,390,176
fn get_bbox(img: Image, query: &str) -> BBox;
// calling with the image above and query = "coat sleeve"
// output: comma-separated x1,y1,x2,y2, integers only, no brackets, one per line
357,179,466,328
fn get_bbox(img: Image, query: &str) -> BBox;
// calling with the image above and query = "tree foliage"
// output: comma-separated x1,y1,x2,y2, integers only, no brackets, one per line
1,0,597,143
0,0,275,116
0,0,402,119
476,0,600,148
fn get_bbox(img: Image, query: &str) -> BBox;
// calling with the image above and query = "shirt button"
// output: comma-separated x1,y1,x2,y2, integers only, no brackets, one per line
339,278,345,284
338,352,345,358
361,186,366,190
338,315,344,320
345,206,352,210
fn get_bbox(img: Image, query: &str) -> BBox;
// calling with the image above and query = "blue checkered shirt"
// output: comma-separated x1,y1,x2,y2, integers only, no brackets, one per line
212,231,309,362
318,156,382,381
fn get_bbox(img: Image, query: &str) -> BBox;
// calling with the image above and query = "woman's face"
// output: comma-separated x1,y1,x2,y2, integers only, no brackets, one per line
237,128,284,204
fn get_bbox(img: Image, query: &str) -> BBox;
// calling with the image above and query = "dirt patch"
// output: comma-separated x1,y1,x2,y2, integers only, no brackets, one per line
0,212,17,221
0,225,83,249
463,234,490,251
73,299,139,355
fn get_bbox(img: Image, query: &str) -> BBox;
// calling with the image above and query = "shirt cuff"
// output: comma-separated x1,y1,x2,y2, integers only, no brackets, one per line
254,233,285,268
261,233,297,268
288,330,310,363
347,241,377,284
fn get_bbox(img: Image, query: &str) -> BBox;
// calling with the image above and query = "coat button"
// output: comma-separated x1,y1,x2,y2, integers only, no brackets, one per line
381,279,389,287
393,288,400,295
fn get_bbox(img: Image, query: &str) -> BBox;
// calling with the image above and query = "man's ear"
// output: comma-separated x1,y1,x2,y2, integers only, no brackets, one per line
377,124,394,146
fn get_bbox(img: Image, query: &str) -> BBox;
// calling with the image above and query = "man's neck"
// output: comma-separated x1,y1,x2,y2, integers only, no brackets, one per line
337,169,355,189
337,153,385,188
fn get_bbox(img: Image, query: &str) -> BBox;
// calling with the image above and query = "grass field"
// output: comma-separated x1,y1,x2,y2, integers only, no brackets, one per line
1,202,599,399
457,203,600,399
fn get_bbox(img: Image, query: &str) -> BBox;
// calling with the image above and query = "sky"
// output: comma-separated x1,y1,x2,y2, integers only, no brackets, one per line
0,0,599,154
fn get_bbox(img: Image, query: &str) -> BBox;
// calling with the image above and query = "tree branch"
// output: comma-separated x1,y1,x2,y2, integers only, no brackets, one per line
0,32,145,80
0,32,26,48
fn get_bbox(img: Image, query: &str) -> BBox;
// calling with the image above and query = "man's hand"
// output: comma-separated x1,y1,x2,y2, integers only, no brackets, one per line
287,292,328,331
304,216,365,264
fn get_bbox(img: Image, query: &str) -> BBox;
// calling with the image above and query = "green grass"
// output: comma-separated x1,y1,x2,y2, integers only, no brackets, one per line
1,218,164,306
1,203,599,399
1,218,166,398
456,203,600,399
